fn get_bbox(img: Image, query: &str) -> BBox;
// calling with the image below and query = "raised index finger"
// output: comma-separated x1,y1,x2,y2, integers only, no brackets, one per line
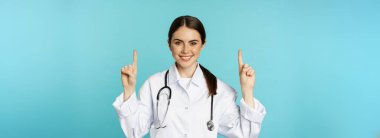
133,49,137,66
238,49,243,69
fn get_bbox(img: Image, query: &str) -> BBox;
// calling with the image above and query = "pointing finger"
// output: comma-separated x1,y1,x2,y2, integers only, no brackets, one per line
238,49,243,70
133,49,137,67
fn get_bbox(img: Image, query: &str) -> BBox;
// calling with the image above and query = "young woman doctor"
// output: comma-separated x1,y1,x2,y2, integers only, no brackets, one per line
113,15,266,138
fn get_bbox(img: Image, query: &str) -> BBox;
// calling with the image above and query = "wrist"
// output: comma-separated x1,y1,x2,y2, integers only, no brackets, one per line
242,93,253,101
241,87,253,96
123,87,135,101
124,86,135,93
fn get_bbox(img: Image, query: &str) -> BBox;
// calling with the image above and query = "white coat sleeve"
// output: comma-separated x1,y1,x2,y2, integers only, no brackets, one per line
112,80,154,138
218,92,267,138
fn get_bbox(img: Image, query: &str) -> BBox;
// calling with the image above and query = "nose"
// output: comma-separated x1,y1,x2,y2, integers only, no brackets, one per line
181,44,190,54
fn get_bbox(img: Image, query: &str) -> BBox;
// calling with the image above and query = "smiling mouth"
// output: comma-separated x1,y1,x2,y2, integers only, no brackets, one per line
179,55,193,61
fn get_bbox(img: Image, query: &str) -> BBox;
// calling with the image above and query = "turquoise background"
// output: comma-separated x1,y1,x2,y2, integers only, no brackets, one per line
1,0,379,138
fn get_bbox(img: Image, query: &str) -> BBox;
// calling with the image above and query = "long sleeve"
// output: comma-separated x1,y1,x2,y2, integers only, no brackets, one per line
218,93,267,138
112,80,154,138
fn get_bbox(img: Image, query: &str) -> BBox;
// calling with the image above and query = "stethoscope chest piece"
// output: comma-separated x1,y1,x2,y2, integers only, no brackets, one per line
207,120,214,131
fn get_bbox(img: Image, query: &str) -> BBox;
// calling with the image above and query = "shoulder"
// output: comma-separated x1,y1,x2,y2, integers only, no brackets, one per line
216,78,237,100
145,69,167,84
138,69,168,97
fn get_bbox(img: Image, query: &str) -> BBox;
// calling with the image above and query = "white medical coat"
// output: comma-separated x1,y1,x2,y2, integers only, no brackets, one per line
113,63,266,138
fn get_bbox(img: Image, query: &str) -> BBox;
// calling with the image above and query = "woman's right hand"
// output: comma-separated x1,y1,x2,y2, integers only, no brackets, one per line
121,49,138,101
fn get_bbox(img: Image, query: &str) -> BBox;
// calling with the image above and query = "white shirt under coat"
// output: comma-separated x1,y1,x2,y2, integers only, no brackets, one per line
113,63,266,138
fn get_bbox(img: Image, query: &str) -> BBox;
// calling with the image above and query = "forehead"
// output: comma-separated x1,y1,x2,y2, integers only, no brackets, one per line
172,26,201,41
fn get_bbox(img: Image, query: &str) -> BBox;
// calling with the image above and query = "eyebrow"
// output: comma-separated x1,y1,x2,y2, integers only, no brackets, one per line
173,39,183,42
189,40,199,42
173,39,199,42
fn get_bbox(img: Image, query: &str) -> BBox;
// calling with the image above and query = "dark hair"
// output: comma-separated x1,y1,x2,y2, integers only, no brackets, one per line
168,15,217,96
168,15,206,44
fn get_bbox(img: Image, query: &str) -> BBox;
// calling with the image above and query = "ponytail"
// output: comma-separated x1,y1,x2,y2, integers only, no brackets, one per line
199,64,217,96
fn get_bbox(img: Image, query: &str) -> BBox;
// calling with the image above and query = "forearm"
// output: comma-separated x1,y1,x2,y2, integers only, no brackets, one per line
241,88,255,109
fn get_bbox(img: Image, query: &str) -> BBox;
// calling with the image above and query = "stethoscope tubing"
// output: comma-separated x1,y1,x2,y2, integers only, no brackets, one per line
156,70,214,131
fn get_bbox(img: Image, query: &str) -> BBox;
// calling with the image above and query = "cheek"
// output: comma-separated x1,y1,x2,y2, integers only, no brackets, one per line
169,46,177,53
171,48,181,57
193,46,202,55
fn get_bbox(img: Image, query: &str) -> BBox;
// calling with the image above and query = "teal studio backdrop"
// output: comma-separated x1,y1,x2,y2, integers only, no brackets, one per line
0,0,379,138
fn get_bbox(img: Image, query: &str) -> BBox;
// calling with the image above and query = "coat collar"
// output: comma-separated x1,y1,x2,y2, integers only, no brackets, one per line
168,62,206,88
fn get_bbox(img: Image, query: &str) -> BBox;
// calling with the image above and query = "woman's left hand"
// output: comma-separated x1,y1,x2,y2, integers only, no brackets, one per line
238,49,256,108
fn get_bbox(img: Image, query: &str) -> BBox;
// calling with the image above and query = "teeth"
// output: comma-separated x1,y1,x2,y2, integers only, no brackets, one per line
180,56,192,61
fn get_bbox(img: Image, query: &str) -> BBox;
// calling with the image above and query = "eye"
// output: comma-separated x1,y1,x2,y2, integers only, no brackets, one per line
190,42,197,46
174,41,182,45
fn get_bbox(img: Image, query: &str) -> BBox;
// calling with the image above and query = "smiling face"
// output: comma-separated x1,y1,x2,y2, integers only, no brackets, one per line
169,25,205,69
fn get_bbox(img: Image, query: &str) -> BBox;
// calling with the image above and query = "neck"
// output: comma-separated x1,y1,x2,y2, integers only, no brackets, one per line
175,62,198,78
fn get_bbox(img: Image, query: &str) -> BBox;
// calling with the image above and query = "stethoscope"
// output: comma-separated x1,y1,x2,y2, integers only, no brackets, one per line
156,70,215,131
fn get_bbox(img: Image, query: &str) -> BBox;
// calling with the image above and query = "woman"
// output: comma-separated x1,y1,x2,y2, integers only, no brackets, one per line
113,15,266,138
